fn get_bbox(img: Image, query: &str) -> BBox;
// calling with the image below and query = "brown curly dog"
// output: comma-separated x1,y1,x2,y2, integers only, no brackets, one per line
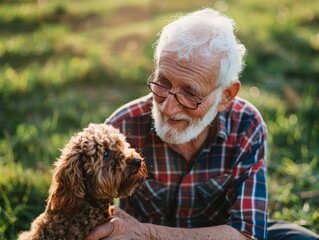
18,123,147,240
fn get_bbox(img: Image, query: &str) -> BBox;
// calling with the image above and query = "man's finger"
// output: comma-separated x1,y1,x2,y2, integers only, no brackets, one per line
111,206,124,217
85,221,114,240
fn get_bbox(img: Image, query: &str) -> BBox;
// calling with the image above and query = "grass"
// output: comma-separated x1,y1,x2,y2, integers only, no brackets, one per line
0,0,318,239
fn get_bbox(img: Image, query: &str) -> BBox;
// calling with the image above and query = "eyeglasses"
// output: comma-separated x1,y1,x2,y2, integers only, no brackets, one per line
148,81,207,110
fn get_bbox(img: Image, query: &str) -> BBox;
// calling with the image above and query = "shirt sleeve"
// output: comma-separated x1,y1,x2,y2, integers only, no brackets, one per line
227,120,268,240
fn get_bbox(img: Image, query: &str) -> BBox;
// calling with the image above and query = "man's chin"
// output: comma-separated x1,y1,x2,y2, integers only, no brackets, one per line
158,133,189,145
155,124,199,145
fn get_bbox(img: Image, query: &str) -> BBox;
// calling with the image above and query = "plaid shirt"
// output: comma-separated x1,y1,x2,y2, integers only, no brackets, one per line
106,94,268,240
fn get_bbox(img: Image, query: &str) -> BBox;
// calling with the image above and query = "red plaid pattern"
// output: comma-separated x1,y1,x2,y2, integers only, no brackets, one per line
106,94,268,240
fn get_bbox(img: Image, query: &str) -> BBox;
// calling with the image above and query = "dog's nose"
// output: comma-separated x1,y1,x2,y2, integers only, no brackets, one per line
130,158,141,168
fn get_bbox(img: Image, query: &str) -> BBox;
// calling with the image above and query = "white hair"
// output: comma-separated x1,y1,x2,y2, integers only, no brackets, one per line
154,8,246,88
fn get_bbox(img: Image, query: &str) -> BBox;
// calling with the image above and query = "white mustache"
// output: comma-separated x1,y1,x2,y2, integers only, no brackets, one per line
158,103,192,122
166,114,191,122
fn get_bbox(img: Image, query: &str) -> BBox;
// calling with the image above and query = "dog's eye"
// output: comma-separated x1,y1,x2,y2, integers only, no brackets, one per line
104,150,110,160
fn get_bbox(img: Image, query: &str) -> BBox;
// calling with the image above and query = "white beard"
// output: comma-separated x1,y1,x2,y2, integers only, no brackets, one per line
152,90,222,144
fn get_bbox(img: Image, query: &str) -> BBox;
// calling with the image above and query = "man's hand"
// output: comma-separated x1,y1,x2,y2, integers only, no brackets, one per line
86,206,249,240
86,206,148,240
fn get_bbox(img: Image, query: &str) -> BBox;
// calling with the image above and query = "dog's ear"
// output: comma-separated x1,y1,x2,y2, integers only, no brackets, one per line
47,149,85,212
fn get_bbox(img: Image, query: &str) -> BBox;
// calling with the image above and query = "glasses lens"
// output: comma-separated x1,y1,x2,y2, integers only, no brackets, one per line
175,93,198,110
149,82,168,98
148,82,200,110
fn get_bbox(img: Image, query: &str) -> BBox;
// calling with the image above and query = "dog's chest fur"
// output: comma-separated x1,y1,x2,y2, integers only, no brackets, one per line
20,204,111,240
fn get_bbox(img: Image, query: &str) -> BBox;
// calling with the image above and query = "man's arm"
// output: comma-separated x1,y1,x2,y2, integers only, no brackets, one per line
86,207,249,240
146,222,250,240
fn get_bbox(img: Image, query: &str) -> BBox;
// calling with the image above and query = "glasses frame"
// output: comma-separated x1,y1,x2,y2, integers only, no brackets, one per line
147,81,208,110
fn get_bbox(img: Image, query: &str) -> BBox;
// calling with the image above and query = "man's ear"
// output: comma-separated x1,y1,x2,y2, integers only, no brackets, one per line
218,81,241,112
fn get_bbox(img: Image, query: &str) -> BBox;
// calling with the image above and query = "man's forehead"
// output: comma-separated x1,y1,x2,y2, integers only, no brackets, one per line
157,51,220,87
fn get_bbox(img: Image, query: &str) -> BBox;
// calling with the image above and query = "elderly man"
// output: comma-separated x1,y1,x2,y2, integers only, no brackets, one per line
87,8,319,240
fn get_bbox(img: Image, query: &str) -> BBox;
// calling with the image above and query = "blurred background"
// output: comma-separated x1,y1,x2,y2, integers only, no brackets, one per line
0,0,318,239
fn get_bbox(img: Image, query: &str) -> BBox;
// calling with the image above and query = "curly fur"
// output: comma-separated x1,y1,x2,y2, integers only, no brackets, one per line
18,123,147,240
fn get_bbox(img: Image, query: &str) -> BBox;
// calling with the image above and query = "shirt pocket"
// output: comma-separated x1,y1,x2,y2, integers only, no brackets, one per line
194,174,232,225
197,174,232,204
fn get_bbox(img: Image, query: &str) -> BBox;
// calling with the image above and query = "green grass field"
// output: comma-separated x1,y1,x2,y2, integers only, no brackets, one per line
0,0,318,239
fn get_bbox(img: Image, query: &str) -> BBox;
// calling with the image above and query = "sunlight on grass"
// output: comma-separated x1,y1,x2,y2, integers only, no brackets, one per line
0,0,318,238
239,85,283,110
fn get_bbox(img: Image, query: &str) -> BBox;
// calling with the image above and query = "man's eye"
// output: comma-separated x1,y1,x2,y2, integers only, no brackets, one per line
182,89,199,98
156,76,171,88
158,82,170,88
185,91,196,97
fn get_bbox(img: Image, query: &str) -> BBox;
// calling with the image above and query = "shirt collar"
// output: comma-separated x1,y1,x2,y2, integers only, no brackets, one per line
217,111,228,141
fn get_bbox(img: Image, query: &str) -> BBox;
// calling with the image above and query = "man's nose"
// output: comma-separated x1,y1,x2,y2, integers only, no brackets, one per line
160,94,182,116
